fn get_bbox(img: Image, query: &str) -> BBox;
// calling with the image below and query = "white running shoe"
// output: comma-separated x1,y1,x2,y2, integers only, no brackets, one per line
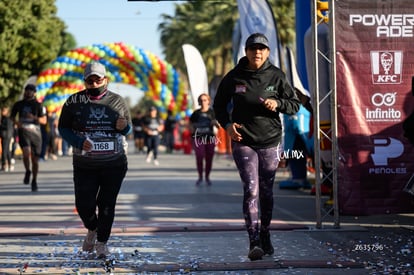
145,152,152,163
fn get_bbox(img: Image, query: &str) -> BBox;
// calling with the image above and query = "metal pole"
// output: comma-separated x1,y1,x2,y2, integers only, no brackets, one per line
328,0,340,228
311,0,323,229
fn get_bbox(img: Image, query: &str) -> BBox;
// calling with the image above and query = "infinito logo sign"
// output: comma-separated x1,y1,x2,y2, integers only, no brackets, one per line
365,92,401,122
369,137,406,174
371,92,396,107
370,51,403,84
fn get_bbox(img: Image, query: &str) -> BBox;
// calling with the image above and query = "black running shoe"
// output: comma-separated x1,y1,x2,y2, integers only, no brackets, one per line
248,240,264,261
24,170,31,185
260,231,274,255
31,180,38,192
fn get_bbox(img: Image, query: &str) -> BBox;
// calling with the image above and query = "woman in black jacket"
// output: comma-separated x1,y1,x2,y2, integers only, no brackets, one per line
213,33,300,261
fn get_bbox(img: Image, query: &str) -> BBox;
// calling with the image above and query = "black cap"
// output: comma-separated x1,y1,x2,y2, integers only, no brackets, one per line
24,84,37,92
245,33,269,49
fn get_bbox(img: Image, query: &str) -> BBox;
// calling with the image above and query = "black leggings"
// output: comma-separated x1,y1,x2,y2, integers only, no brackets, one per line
146,135,160,159
1,136,12,166
232,142,281,241
73,164,127,242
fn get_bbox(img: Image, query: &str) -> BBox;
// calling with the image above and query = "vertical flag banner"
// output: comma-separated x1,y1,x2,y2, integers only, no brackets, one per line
236,0,281,68
334,0,414,214
182,44,209,110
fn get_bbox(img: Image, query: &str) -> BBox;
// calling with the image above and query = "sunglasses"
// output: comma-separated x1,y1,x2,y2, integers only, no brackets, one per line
85,78,105,85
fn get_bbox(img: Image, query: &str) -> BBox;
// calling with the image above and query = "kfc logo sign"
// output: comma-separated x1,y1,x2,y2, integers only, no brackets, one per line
370,51,403,84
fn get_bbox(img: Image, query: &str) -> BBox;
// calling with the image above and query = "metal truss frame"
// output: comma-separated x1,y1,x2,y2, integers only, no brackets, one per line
310,0,340,229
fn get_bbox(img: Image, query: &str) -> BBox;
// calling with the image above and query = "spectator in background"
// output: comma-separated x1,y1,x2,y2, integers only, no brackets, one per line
279,98,313,190
164,109,177,153
132,110,145,154
46,111,59,160
142,106,164,166
1,107,14,172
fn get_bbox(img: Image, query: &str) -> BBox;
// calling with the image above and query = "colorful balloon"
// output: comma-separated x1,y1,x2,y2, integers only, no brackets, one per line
36,42,190,117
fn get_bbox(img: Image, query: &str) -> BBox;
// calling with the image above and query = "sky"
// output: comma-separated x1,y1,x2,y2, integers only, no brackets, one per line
55,0,176,104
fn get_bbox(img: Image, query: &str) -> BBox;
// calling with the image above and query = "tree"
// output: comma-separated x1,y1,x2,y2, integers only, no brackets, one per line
59,31,77,57
158,0,295,86
0,0,68,107
159,1,237,79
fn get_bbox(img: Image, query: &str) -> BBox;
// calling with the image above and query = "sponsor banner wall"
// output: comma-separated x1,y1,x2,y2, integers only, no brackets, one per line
335,0,414,214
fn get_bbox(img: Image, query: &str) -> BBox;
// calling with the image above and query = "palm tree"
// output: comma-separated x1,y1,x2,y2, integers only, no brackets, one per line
158,0,295,82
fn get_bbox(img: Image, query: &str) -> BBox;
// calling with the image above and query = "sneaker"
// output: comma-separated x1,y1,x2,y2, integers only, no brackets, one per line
145,155,151,163
260,231,274,255
310,184,332,195
95,241,110,259
206,179,212,186
278,180,301,189
301,180,312,189
154,159,159,166
31,180,38,192
82,229,97,252
195,178,202,186
248,240,264,261
24,170,31,185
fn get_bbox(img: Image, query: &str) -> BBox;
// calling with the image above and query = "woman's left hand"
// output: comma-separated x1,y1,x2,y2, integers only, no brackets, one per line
116,116,128,130
211,119,220,128
263,98,278,112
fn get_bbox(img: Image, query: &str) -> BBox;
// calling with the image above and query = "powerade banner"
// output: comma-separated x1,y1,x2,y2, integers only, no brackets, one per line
335,0,414,215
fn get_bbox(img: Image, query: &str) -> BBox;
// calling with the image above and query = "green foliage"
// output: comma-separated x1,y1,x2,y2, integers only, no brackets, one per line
159,1,237,79
0,0,67,107
59,31,77,56
158,0,295,84
271,0,295,48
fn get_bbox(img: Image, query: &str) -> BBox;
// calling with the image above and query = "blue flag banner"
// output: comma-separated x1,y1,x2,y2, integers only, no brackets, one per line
236,0,281,68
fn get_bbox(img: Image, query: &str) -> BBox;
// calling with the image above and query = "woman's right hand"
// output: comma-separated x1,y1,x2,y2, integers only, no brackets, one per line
226,123,243,141
82,138,93,152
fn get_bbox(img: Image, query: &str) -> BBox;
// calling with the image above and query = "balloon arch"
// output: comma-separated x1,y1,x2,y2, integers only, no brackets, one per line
36,42,190,118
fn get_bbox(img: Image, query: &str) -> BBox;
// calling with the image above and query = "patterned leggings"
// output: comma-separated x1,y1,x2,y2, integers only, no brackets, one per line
232,142,281,241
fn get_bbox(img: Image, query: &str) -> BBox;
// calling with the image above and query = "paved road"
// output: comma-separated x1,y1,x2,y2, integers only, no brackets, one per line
0,145,413,274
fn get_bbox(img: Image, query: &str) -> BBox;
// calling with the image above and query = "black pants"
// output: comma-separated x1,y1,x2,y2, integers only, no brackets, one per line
146,135,160,159
1,135,12,167
73,164,127,242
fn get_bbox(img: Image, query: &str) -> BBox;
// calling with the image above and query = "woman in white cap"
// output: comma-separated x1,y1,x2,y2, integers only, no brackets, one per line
213,33,300,261
58,61,132,259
